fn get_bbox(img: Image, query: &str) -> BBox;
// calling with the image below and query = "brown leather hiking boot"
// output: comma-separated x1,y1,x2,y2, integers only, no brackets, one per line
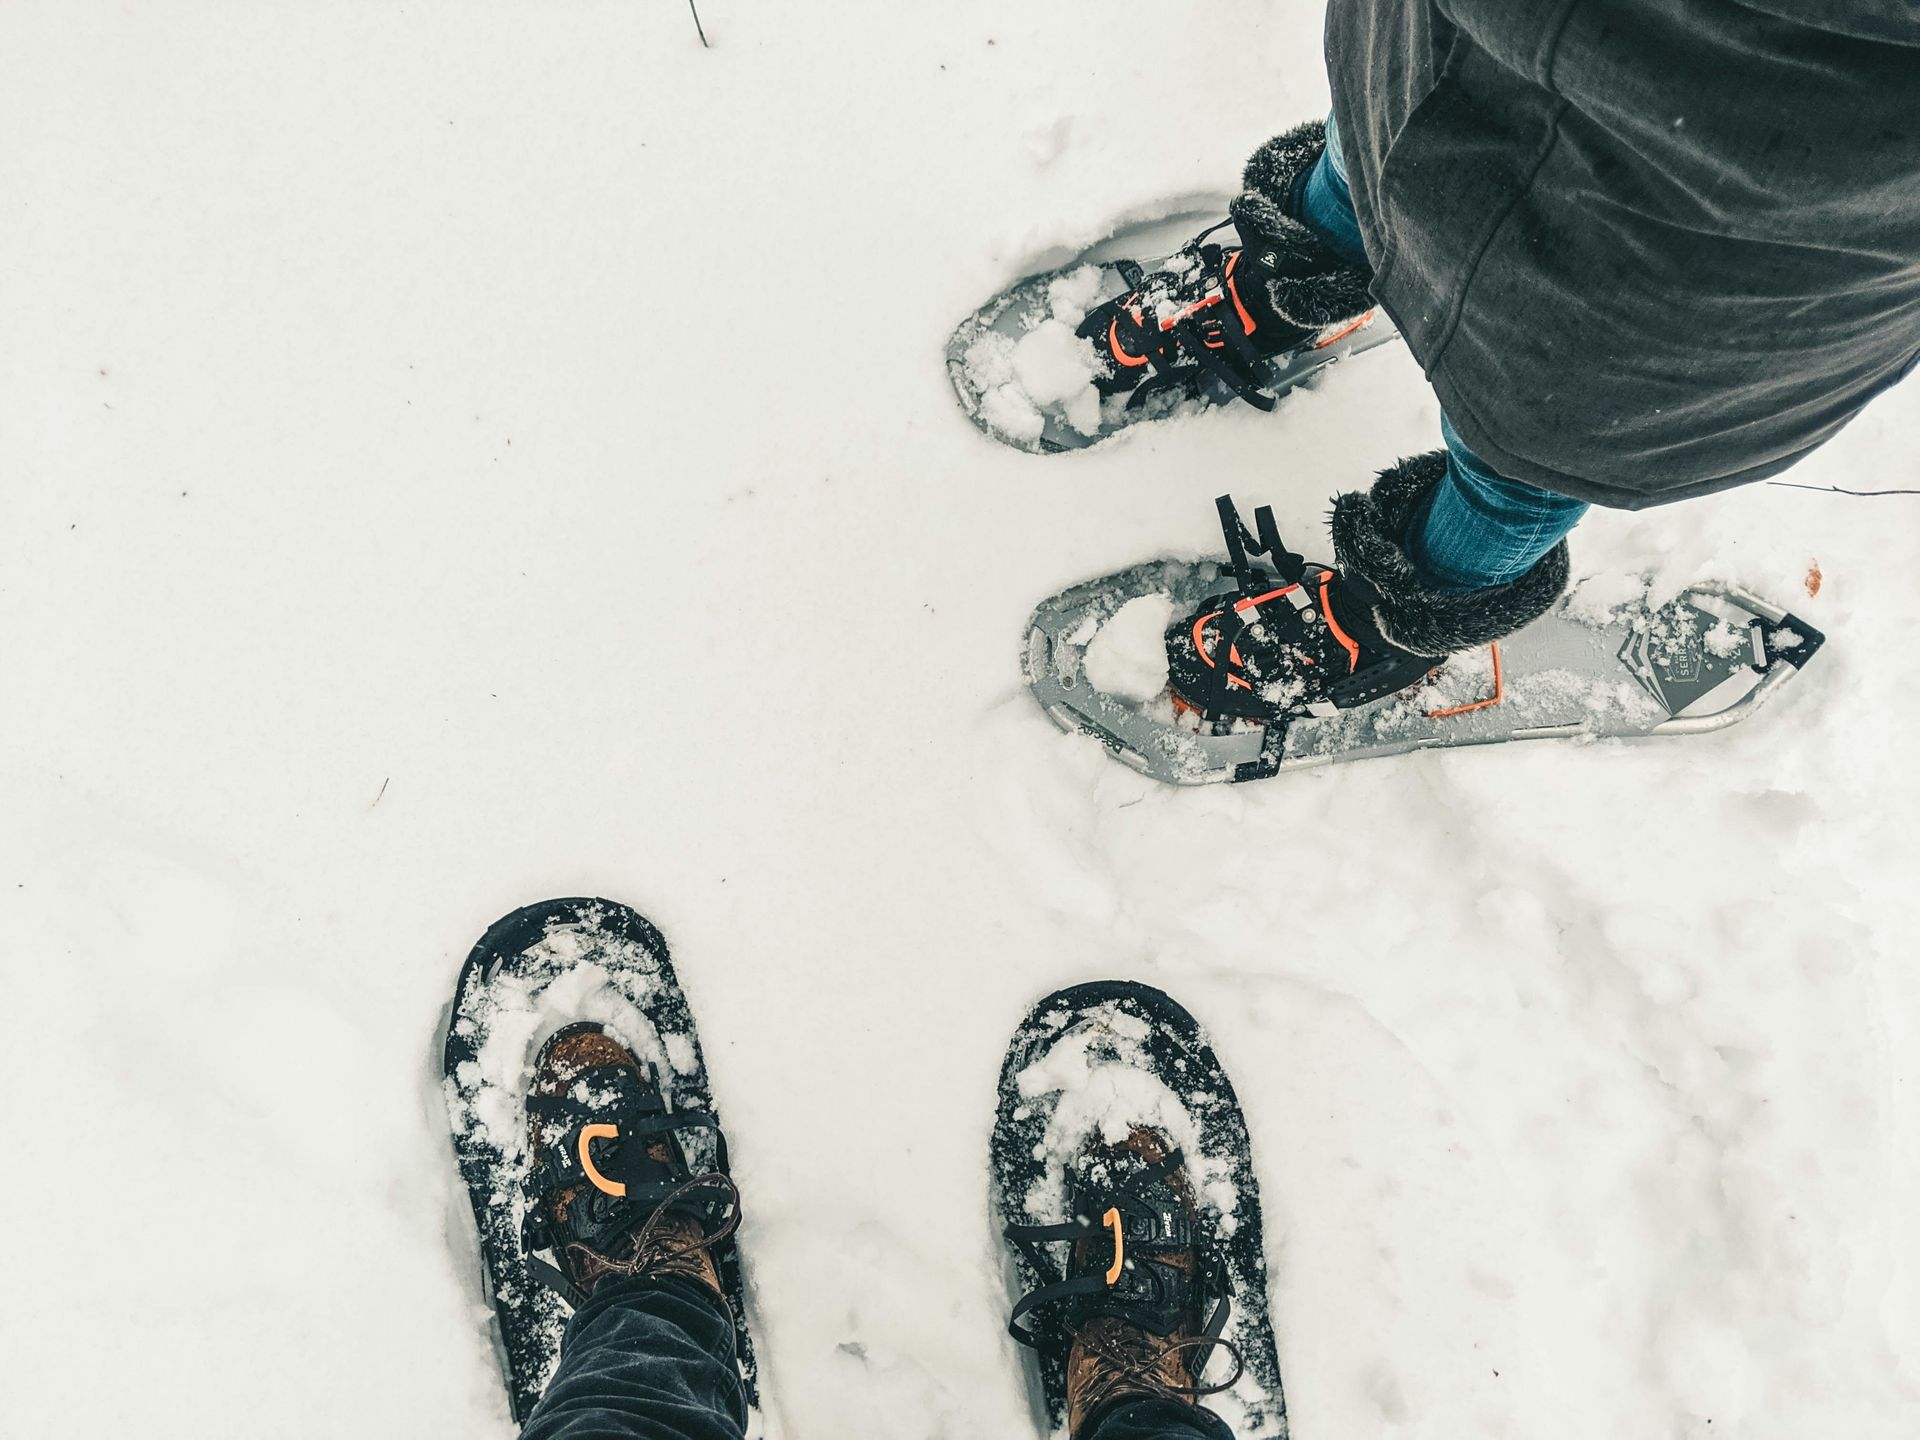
1063,1128,1210,1437
1006,1121,1242,1440
1068,1315,1202,1436
522,1022,735,1301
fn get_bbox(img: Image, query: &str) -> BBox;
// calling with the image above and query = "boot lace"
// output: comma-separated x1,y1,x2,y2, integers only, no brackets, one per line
565,1171,741,1291
1077,1317,1247,1414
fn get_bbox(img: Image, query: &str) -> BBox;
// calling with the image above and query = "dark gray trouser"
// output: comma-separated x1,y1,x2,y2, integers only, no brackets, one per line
519,1276,747,1440
517,1275,1235,1440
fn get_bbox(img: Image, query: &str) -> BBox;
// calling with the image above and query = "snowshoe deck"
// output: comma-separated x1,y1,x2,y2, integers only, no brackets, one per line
948,207,1396,455
439,897,759,1426
991,981,1288,1440
1025,559,1825,785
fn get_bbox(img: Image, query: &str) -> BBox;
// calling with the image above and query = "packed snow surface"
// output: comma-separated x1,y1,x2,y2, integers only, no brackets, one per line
5,4,1920,1439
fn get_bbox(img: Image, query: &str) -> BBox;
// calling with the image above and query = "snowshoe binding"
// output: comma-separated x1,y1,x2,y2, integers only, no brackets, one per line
1075,223,1362,417
949,123,1390,454
992,981,1288,1440
1164,493,1436,728
518,1022,740,1311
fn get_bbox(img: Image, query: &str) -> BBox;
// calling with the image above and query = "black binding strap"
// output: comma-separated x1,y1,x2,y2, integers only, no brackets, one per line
1004,1149,1221,1344
1096,223,1281,411
1187,323,1276,411
1215,495,1309,591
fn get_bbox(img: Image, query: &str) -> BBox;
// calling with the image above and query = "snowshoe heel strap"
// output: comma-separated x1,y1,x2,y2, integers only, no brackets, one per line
1216,494,1309,593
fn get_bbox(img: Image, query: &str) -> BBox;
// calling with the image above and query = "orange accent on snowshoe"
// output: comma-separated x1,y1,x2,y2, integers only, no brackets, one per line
1223,250,1258,336
1103,1207,1126,1284
578,1124,626,1198
1318,575,1361,671
1426,642,1505,718
1234,586,1295,612
1191,611,1253,691
1313,310,1373,350
1160,292,1223,331
1191,612,1220,662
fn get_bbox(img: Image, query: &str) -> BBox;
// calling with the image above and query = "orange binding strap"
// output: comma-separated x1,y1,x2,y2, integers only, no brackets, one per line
1103,1207,1125,1285
1224,251,1259,336
1426,642,1504,718
1233,586,1295,613
1318,576,1361,671
1313,310,1373,350
1108,318,1149,368
1191,613,1220,662
578,1123,627,1198
1157,293,1224,333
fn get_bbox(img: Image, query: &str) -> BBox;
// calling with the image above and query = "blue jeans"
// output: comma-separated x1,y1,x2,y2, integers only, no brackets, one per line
1288,112,1587,592
519,1276,1232,1440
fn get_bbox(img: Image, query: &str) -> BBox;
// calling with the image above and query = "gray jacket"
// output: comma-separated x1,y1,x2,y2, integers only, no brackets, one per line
1327,0,1920,508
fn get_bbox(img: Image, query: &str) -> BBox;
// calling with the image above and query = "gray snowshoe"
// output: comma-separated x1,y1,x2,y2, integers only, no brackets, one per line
948,208,1394,455
1024,498,1825,786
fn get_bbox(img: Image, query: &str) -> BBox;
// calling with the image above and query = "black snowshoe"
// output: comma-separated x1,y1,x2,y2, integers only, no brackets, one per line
991,981,1289,1440
441,897,759,1426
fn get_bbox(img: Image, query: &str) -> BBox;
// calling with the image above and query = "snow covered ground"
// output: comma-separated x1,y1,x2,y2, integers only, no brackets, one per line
5,3,1919,1435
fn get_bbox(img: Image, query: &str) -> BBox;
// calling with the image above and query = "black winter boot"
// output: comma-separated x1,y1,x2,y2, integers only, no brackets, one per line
1073,119,1378,415
1228,118,1376,331
1331,451,1571,657
1164,458,1570,724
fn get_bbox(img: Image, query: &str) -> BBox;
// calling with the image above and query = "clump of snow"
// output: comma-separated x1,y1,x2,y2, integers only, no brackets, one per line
1010,320,1102,435
1024,115,1074,167
1082,592,1174,701
1704,619,1746,658
1045,263,1105,325
962,263,1109,441
1013,1004,1237,1226
1565,571,1650,628
964,332,1046,444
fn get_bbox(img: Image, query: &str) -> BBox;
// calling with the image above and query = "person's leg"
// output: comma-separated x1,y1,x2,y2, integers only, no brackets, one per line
521,1273,746,1440
1281,118,1589,592
1083,1396,1237,1440
1285,111,1368,268
512,1019,749,1440
1406,414,1590,592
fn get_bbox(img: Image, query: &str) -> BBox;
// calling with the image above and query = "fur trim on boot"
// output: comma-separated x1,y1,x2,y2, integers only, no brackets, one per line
1330,451,1571,657
1227,118,1375,329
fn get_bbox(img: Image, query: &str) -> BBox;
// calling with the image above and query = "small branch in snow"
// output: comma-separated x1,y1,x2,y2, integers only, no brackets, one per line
372,777,389,809
1766,481,1920,497
688,0,709,47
